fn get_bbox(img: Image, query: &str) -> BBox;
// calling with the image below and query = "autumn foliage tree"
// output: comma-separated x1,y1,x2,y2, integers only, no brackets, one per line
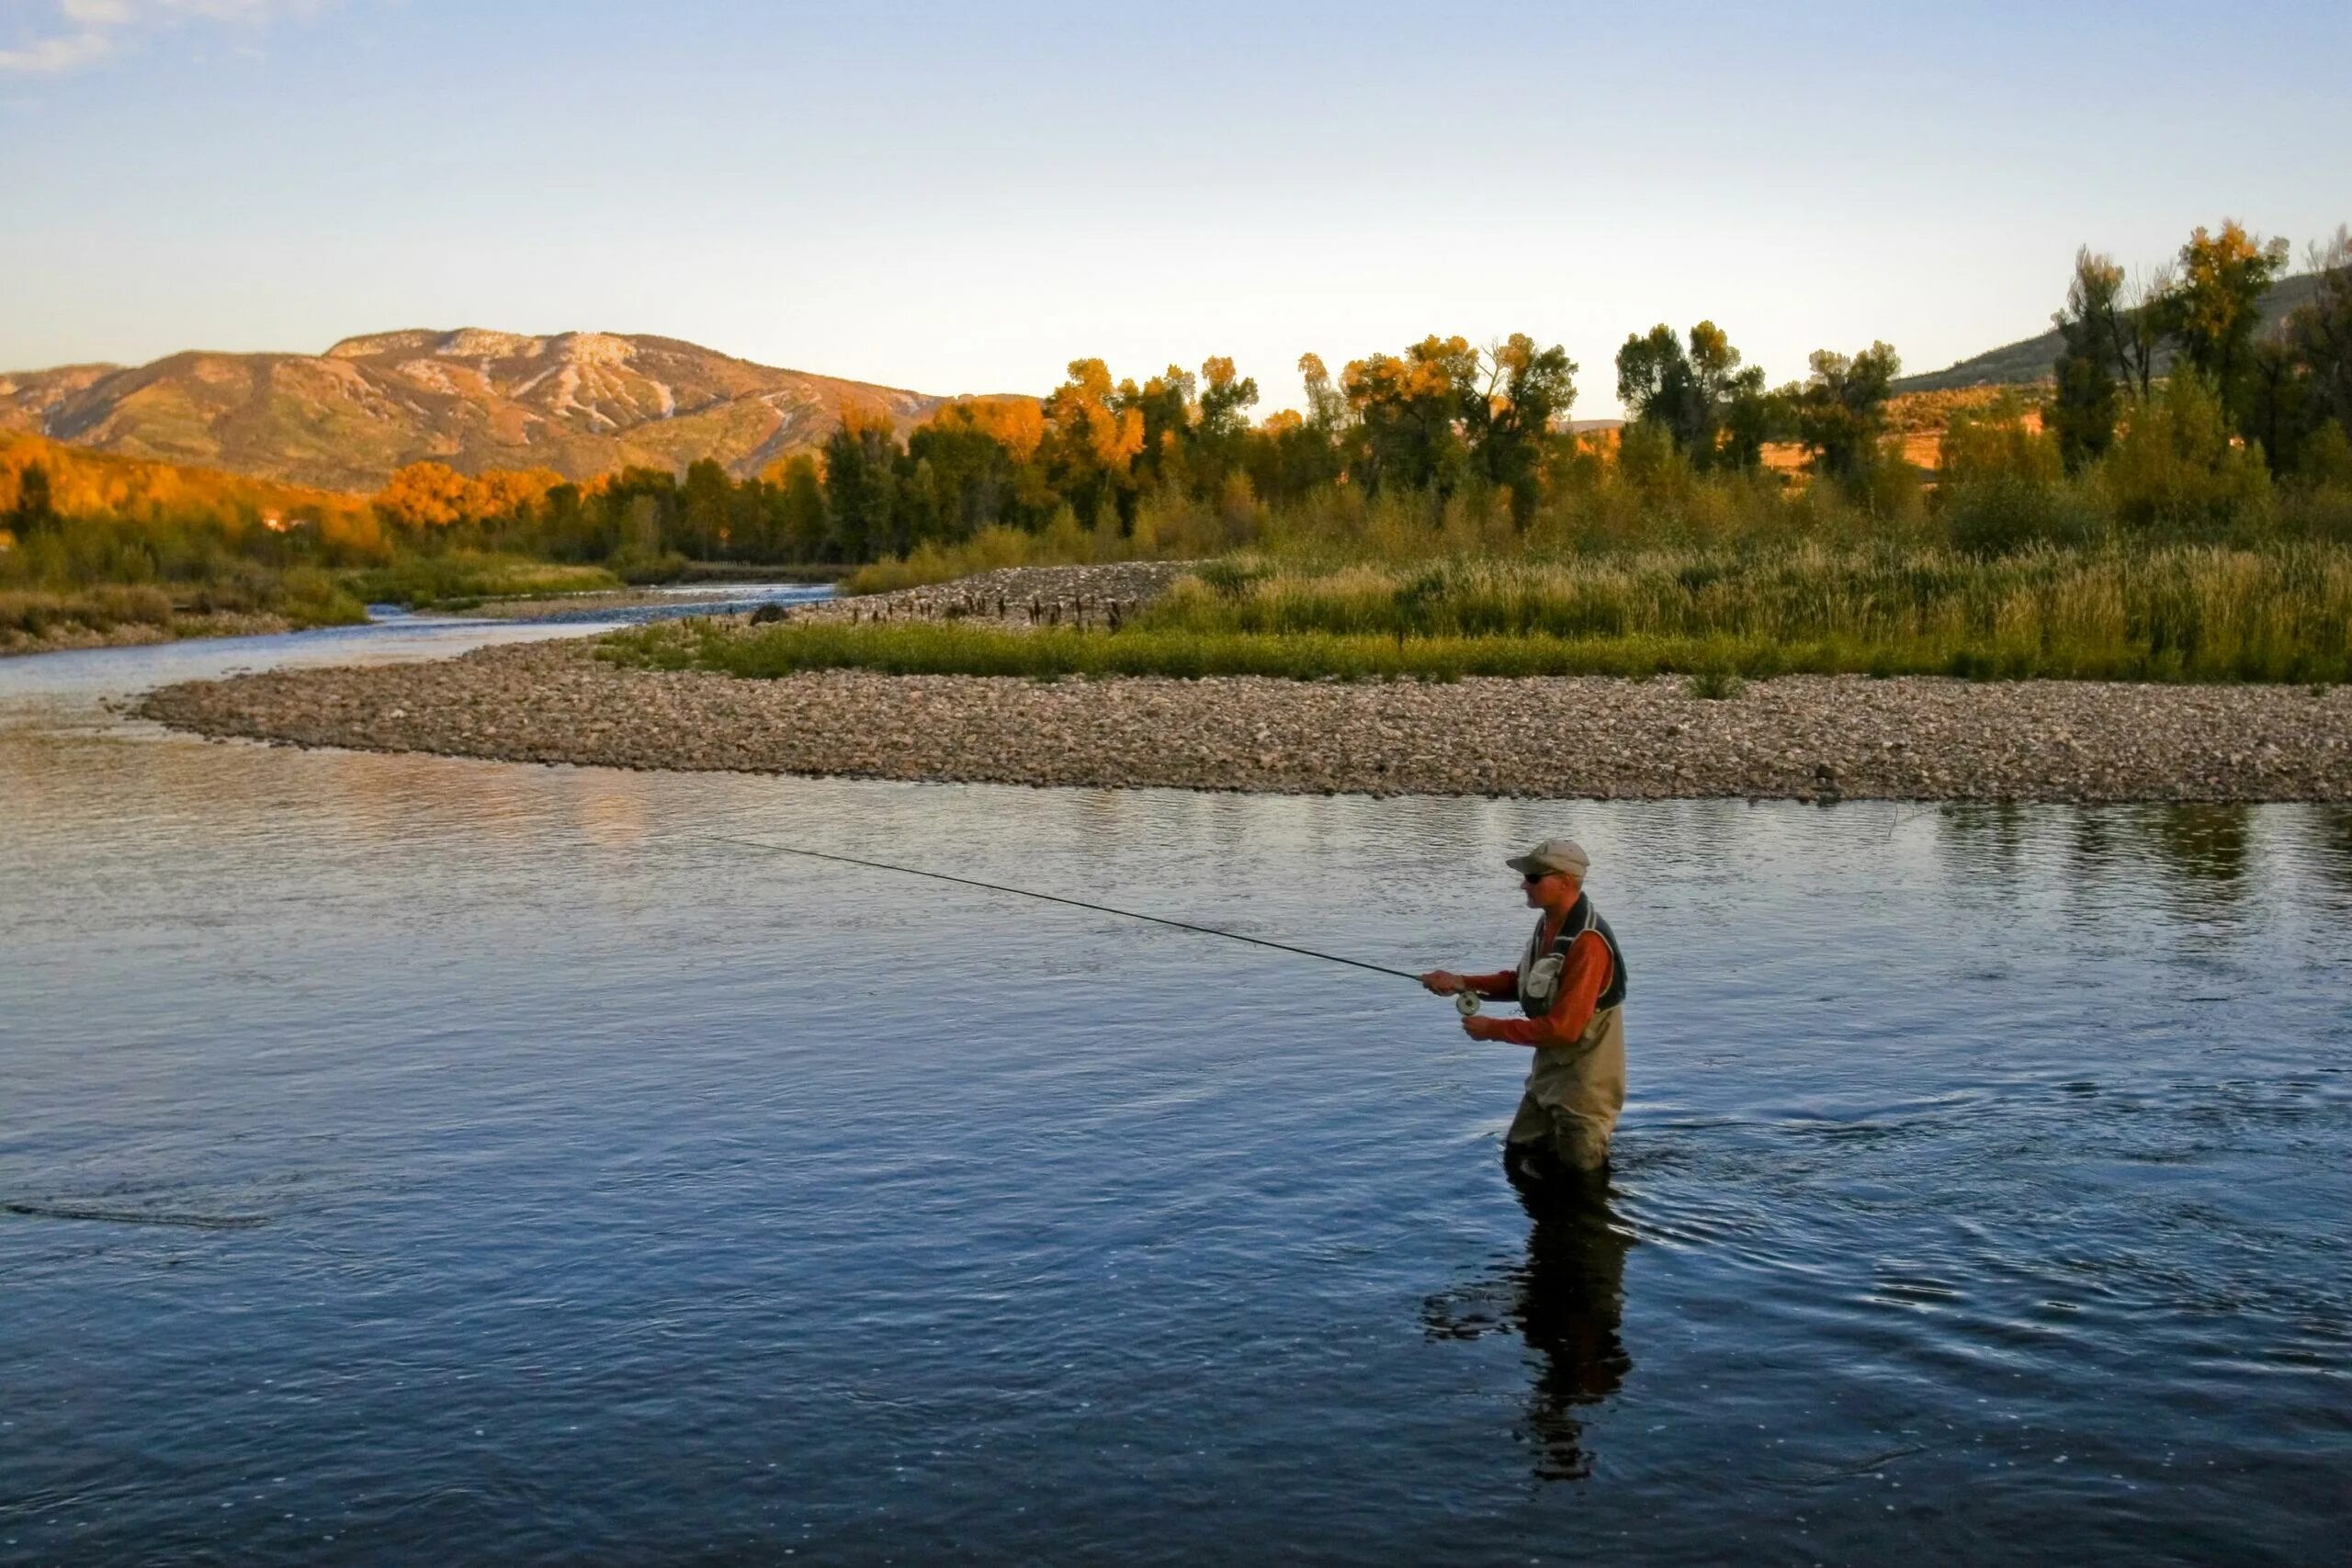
2161,220,2291,429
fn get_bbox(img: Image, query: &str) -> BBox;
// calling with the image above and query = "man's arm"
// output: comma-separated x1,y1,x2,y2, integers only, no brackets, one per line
1419,967,1519,999
1461,968,1520,1001
1477,931,1611,1049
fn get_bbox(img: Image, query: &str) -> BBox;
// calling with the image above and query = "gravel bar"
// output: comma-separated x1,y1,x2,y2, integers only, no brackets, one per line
137,637,2352,803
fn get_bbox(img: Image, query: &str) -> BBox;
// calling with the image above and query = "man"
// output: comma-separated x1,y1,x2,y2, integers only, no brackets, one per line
1419,839,1627,1179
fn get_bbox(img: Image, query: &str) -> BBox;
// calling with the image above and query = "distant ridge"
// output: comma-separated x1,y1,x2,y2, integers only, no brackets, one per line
0,330,956,491
1893,273,2323,394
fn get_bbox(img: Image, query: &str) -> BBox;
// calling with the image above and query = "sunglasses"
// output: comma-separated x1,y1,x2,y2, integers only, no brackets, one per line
1521,871,1552,884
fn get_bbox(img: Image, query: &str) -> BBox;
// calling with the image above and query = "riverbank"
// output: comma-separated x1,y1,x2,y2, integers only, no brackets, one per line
3,608,292,658
137,636,2352,802
448,587,768,621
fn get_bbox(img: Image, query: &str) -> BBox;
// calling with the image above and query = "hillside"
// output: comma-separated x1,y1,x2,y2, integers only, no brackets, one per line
1894,273,2323,393
0,330,952,491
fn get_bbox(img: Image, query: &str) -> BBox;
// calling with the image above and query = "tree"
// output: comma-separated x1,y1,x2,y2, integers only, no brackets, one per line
2051,250,2126,468
1119,365,1196,490
2286,225,2352,439
774,455,829,560
7,461,56,536
1467,333,1577,514
1716,372,1783,472
1299,352,1349,434
1243,355,1349,504
1794,342,1901,481
2161,220,2290,430
679,458,734,559
819,414,901,559
374,462,475,531
1614,324,1691,437
1614,321,1764,468
1041,359,1145,527
1342,335,1481,496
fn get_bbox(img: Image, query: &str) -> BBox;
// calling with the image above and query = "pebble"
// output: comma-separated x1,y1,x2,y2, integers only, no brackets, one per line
136,637,2352,803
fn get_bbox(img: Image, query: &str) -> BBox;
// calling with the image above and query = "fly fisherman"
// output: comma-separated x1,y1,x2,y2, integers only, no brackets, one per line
1419,840,1627,1181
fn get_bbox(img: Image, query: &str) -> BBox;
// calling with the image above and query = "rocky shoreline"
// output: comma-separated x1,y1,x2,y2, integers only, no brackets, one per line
136,635,2352,803
782,562,1198,628
2,610,292,659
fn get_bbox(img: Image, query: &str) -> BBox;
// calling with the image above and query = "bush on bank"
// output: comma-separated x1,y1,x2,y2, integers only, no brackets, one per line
599,538,2352,686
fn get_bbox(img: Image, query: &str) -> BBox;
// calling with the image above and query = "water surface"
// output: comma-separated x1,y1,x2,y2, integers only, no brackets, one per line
3,607,2346,1564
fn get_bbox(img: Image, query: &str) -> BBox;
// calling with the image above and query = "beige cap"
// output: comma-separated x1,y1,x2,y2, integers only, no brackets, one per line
1507,839,1590,879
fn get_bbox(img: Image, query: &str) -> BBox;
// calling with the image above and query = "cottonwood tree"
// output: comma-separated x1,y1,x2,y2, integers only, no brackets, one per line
2161,220,2291,430
7,462,56,536
820,414,903,559
1467,333,1577,516
678,458,735,559
1242,354,1350,503
1041,359,1146,527
773,455,829,560
1342,334,1483,496
2287,226,2352,449
1118,365,1197,491
1794,342,1902,480
1614,321,1769,469
1340,333,1575,508
2050,249,2167,469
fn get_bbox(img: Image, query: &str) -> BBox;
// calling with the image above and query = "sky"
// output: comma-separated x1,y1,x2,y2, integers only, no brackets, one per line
2,0,2346,416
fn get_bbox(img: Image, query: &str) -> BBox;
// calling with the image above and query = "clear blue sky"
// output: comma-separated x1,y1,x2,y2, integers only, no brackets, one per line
3,0,2346,414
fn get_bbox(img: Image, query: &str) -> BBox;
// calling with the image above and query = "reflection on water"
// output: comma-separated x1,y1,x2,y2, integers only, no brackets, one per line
2305,807,2352,908
2,622,2347,1564
2143,804,2256,898
1423,1171,1634,1482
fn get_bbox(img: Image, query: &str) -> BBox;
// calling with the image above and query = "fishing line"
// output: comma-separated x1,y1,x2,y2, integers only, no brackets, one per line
711,836,1480,1011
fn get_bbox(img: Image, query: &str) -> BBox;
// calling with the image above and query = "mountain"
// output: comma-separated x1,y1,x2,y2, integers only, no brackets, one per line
1893,273,2324,394
0,330,953,491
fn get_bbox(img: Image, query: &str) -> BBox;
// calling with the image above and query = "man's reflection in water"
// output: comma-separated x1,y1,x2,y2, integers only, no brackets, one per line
1423,1149,1634,1481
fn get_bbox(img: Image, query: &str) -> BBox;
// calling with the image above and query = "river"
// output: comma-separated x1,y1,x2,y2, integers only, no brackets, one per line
3,597,2347,1564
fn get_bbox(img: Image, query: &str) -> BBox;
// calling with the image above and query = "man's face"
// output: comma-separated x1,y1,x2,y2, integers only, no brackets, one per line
1521,870,1580,911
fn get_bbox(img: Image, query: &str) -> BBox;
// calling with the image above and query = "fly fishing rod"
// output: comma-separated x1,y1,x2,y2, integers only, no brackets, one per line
712,837,1486,1013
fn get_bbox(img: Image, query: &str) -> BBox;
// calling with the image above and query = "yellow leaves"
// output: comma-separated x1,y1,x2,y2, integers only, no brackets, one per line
928,396,1046,458
471,467,562,516
1046,358,1145,468
374,462,472,528
372,461,560,527
1101,407,1147,467
0,432,371,542
834,403,901,438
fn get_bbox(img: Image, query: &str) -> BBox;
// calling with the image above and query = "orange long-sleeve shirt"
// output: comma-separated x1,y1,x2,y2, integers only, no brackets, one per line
1464,912,1614,1050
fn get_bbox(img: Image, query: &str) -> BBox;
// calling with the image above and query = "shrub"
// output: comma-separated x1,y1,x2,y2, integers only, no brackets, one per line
2101,375,2275,536
1685,663,1746,700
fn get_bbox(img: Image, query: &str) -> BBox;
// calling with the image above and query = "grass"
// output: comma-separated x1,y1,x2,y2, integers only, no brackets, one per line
1131,545,2352,683
1684,663,1747,700
598,540,2352,686
838,526,1102,595
342,554,624,609
0,572,367,643
1,585,177,638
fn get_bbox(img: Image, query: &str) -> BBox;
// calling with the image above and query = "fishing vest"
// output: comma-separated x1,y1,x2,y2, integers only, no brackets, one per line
1517,894,1627,1019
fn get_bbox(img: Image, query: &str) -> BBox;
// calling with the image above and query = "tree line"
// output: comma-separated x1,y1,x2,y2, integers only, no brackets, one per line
9,214,2348,586
371,215,2342,569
